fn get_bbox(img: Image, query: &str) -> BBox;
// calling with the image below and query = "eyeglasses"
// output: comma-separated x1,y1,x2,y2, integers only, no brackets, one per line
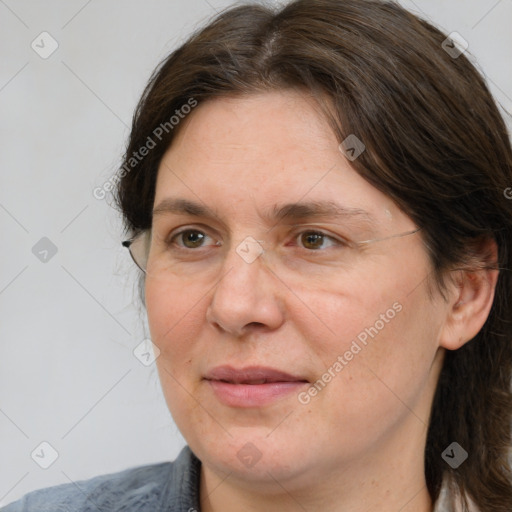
122,234,150,273
122,226,422,277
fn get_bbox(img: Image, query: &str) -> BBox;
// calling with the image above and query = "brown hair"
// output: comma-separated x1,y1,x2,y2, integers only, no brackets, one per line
114,0,512,509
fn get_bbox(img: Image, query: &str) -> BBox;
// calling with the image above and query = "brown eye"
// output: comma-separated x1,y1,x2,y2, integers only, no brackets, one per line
176,229,207,248
299,231,338,250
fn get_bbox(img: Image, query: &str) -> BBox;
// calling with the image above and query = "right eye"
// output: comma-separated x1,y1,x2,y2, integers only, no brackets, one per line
167,228,220,250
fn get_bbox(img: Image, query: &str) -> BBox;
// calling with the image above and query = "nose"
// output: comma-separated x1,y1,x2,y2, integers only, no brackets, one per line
205,240,285,337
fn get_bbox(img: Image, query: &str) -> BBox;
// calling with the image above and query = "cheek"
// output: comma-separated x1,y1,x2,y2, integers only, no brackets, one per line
145,278,208,377
287,277,395,364
146,279,210,429
146,278,201,342
293,266,441,423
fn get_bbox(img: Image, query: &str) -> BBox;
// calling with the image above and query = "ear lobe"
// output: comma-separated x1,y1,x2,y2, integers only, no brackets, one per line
439,238,499,351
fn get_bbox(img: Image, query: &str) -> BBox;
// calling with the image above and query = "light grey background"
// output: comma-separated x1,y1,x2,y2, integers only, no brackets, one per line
1,0,511,506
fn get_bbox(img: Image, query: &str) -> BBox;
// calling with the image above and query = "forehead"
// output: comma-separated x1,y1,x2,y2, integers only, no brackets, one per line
153,90,401,227
167,89,334,169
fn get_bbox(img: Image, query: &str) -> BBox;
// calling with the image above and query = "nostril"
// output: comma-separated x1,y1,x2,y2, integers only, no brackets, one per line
247,322,265,329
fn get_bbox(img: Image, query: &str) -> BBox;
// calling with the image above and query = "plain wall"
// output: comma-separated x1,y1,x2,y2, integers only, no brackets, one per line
1,0,511,506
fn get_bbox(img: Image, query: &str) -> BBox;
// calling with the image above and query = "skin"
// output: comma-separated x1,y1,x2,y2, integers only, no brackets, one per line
145,89,498,512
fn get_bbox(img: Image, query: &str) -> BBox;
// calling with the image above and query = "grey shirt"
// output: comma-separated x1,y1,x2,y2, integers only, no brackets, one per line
1,446,201,512
0,445,464,511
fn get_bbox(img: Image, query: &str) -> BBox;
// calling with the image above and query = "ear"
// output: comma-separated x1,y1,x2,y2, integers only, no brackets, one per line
439,237,499,351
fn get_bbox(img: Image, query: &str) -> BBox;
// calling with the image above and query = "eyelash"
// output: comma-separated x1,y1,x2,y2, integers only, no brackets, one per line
166,227,348,252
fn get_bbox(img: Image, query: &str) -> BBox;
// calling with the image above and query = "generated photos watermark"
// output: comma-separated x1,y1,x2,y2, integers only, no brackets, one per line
442,442,468,469
93,97,198,200
298,301,403,405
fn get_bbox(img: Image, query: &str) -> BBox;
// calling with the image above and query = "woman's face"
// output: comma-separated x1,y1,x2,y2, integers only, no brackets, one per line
146,89,447,489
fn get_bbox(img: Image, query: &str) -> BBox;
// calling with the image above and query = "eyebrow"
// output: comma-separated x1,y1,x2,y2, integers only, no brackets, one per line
152,198,375,225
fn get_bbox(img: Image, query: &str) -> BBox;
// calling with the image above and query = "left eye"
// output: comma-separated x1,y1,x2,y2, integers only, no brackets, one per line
295,231,342,250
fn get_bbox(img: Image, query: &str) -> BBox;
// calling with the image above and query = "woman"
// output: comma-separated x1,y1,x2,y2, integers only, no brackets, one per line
3,0,511,511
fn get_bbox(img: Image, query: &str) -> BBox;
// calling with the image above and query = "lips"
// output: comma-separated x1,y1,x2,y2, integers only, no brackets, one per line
204,365,309,384
204,366,310,407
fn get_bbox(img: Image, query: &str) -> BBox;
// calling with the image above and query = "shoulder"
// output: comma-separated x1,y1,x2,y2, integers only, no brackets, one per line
1,462,173,512
1,446,200,512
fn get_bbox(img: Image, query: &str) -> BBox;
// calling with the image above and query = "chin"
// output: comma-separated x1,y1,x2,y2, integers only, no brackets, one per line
192,430,319,485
